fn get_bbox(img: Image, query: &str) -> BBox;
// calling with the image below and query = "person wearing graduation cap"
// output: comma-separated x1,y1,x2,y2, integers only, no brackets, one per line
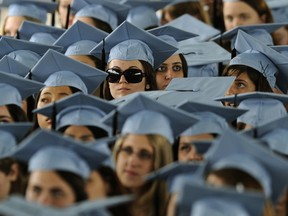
0,71,44,123
0,123,32,200
124,0,169,30
222,30,288,98
70,0,130,33
148,25,197,90
203,128,288,216
29,49,107,130
90,21,178,100
1,0,58,37
53,20,108,69
13,129,108,208
101,93,198,216
160,0,211,26
17,20,65,45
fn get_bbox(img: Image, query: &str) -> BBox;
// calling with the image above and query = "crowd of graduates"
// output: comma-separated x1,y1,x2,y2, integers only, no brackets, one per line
0,0,287,215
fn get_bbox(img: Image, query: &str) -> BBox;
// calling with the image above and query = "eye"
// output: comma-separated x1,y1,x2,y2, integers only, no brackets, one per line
156,66,167,73
239,14,250,20
225,15,233,22
180,144,192,153
172,65,182,72
120,146,133,155
236,82,246,88
32,186,41,196
51,190,65,199
39,97,50,104
138,150,153,160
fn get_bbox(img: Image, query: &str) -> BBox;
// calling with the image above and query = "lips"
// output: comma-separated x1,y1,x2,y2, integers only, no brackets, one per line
124,170,138,176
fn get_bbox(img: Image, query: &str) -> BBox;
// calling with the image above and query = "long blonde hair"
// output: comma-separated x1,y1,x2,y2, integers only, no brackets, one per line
113,134,173,216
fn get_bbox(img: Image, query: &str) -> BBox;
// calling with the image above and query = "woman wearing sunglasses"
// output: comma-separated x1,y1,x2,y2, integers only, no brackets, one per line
90,21,178,100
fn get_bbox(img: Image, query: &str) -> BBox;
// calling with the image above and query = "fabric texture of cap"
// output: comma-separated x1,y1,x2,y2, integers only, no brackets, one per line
72,0,130,30
0,56,30,77
90,21,178,69
18,20,65,45
54,20,108,56
102,93,199,143
30,49,107,94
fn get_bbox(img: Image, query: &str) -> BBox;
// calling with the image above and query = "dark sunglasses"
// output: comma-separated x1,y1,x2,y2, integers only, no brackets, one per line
106,68,146,83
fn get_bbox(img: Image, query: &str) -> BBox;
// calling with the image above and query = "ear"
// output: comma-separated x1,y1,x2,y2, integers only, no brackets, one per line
8,163,19,182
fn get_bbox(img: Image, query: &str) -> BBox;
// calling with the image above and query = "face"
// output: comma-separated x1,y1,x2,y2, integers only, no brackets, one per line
108,60,148,99
26,170,76,208
0,171,12,200
64,125,95,143
4,16,26,37
0,106,14,123
69,55,97,68
155,55,184,90
206,173,227,187
273,27,288,46
223,1,265,31
116,134,154,190
58,0,74,28
85,171,108,200
73,17,95,28
36,86,73,129
178,134,214,162
225,71,256,105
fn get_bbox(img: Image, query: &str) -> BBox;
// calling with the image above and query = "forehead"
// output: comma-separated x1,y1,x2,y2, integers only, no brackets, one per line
40,86,73,95
162,54,182,64
121,134,154,152
223,1,259,14
108,59,143,70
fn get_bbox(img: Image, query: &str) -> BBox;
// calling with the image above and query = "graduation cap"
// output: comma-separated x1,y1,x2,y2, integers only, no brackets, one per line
1,0,58,23
243,116,288,156
0,55,30,77
102,93,199,143
176,98,247,137
212,23,288,47
90,21,178,69
148,25,198,55
271,45,288,57
33,92,115,134
178,182,265,216
215,92,288,127
180,41,230,67
54,20,108,56
0,70,44,107
124,0,170,29
205,128,288,203
18,21,65,45
71,0,130,30
190,140,213,155
266,0,288,23
0,36,62,69
30,49,107,94
13,129,109,179
164,14,220,42
0,123,32,158
232,30,288,93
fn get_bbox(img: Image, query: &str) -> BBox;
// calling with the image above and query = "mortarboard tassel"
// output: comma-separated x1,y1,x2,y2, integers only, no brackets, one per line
112,110,118,136
65,4,71,29
51,102,57,131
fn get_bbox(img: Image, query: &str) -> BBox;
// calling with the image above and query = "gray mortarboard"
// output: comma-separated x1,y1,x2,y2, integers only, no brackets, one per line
148,25,198,55
212,23,288,48
178,182,265,216
177,100,247,136
54,20,108,56
90,21,178,69
215,92,288,127
0,56,30,77
112,77,235,107
13,129,108,179
0,123,32,158
243,116,288,156
30,49,107,94
0,70,44,107
102,93,199,143
232,30,288,93
165,14,220,43
271,45,288,57
205,128,288,203
18,21,65,45
266,0,288,23
0,0,58,23
33,92,115,135
0,36,62,69
191,140,213,155
71,0,130,30
124,0,171,30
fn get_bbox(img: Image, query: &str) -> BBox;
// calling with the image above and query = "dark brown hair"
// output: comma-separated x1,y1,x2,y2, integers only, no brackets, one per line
6,104,28,122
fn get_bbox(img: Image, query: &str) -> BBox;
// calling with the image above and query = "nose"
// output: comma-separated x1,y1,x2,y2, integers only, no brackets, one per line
37,193,53,206
232,18,242,29
118,74,128,83
127,152,141,167
165,70,174,80
225,85,235,96
187,147,203,161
